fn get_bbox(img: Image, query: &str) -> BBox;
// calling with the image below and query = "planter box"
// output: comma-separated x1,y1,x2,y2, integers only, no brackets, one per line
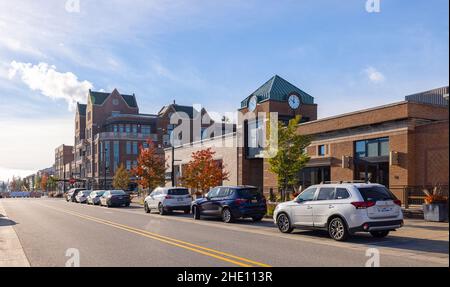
423,203,448,222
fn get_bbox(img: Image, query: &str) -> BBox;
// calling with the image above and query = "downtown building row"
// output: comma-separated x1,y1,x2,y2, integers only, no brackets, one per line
164,76,449,206
54,89,218,192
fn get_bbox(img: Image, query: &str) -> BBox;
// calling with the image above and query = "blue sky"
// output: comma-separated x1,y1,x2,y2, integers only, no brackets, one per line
0,0,448,180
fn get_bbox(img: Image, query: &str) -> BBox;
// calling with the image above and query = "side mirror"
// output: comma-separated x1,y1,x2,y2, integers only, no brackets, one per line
296,198,304,203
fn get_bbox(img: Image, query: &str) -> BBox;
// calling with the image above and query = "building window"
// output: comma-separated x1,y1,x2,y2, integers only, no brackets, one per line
112,111,120,117
355,138,389,158
132,125,138,134
132,142,138,155
126,141,131,154
126,125,131,133
113,141,119,171
112,99,119,105
318,145,326,156
119,125,124,133
126,160,132,171
142,125,151,135
143,141,149,149
113,125,118,133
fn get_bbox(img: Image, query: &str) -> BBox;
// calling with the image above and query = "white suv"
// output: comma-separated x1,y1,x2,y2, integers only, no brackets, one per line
273,182,404,241
144,187,192,215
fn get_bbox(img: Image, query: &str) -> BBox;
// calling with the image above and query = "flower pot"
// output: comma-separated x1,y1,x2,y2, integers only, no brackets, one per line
423,203,448,222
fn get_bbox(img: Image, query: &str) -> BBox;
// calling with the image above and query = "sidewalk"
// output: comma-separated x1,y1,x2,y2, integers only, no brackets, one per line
0,200,30,267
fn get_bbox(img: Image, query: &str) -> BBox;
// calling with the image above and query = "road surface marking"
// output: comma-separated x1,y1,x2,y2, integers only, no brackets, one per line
37,203,271,267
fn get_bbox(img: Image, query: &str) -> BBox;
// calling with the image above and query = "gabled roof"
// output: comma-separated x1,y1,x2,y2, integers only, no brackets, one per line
241,75,314,108
77,103,87,116
89,90,138,108
158,104,201,119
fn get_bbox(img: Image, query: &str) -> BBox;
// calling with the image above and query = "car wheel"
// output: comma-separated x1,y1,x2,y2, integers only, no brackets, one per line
276,213,293,233
193,206,200,220
221,208,234,223
252,216,264,222
370,230,390,238
158,203,166,215
125,203,130,207
328,217,349,241
144,202,150,213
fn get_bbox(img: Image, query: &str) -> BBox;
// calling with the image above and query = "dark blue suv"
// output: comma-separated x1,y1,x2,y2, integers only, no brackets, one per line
191,186,267,223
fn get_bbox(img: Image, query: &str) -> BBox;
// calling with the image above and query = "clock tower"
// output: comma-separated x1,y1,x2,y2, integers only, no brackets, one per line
237,75,317,195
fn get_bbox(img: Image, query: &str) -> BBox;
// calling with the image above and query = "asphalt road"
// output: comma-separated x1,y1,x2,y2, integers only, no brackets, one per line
1,198,448,267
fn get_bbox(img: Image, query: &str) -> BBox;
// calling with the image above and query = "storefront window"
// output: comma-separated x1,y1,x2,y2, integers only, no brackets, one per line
355,137,389,158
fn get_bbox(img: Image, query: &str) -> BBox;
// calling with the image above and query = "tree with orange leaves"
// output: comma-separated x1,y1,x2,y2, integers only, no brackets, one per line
181,148,229,195
40,174,48,192
132,139,166,192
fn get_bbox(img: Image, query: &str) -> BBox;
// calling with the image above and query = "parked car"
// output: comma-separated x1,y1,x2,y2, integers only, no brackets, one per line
75,190,91,203
191,186,267,223
144,187,192,215
100,190,131,207
87,190,105,205
273,182,404,241
66,188,86,202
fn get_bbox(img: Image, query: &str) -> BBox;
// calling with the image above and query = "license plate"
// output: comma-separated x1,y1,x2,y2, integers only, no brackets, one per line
251,199,258,204
177,198,183,202
378,207,392,212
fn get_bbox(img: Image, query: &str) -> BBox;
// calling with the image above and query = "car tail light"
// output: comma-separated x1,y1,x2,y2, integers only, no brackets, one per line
165,195,172,199
394,199,402,206
234,198,246,205
351,201,376,209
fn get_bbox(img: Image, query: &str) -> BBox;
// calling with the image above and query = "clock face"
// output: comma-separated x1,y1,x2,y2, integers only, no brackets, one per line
288,94,300,109
248,96,257,112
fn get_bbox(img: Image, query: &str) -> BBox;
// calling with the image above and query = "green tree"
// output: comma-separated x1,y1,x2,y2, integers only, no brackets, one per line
268,116,311,201
113,164,131,190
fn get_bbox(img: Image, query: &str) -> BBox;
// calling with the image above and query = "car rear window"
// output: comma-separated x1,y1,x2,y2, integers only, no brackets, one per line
111,190,126,195
357,186,396,202
236,188,261,199
168,189,189,195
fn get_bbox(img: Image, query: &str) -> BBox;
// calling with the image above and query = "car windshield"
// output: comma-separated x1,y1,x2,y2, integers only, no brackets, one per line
96,191,105,196
357,186,396,202
237,188,261,199
111,190,126,195
168,189,189,196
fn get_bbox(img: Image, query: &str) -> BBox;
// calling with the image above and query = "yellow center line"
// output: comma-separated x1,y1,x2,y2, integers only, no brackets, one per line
37,203,271,267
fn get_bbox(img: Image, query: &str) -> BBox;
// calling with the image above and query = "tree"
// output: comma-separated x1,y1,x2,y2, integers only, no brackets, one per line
47,176,58,192
132,139,166,193
40,174,48,192
34,176,41,190
268,116,311,202
181,148,229,195
113,164,130,190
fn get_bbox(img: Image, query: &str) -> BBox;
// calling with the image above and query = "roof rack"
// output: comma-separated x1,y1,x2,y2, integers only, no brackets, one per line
320,180,370,184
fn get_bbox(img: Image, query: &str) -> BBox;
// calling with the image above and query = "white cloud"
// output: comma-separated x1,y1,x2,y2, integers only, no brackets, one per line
8,61,93,111
364,66,385,83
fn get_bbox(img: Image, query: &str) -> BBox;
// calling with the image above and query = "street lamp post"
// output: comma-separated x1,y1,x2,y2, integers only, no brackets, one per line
103,144,108,190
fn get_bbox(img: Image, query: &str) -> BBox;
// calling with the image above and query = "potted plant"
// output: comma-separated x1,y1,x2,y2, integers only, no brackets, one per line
422,185,448,222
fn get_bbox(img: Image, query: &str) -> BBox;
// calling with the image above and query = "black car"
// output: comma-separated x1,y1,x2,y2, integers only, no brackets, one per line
100,190,131,207
191,186,267,223
66,188,87,202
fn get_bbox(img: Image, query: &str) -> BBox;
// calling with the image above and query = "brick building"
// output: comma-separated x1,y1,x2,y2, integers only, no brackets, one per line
58,89,215,190
54,144,74,191
165,76,449,205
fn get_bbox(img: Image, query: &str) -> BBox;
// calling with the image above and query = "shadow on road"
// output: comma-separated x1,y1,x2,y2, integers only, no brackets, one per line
0,217,17,227
291,229,449,255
